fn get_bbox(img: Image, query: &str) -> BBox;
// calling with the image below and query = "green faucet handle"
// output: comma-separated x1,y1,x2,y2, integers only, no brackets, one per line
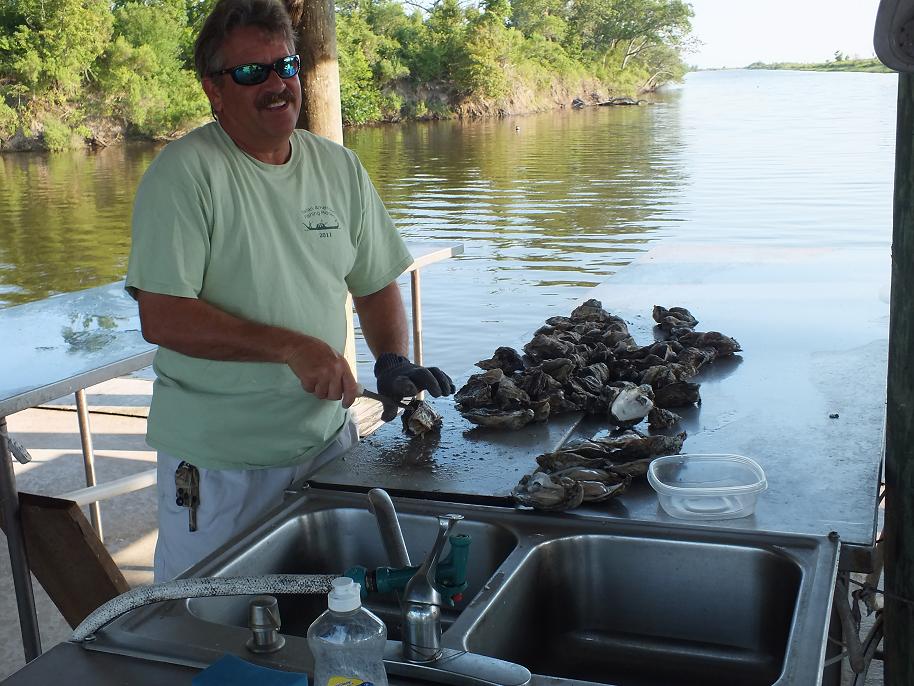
344,533,471,605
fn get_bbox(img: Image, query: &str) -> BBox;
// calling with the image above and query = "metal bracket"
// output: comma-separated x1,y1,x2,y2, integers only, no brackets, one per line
875,0,914,71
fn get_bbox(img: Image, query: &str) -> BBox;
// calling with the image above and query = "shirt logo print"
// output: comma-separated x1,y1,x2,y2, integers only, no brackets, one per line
302,206,340,237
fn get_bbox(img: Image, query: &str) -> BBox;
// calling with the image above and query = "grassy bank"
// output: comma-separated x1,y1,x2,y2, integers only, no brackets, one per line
746,58,892,74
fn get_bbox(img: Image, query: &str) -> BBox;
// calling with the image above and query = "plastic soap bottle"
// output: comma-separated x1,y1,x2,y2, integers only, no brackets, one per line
307,577,389,686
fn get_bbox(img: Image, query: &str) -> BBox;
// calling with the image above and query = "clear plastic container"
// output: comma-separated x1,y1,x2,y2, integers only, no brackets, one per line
307,577,389,686
647,454,767,520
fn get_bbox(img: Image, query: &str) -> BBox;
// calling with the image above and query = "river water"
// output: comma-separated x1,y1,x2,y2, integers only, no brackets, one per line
0,69,898,379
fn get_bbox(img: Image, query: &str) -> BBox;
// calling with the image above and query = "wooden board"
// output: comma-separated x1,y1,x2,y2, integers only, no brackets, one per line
0,493,129,628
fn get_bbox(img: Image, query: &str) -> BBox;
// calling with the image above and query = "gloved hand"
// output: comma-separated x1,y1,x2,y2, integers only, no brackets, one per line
374,353,456,401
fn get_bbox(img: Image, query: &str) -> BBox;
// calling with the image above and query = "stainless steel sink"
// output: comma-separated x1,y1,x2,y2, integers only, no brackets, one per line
81,487,839,686
185,506,517,639
460,535,801,686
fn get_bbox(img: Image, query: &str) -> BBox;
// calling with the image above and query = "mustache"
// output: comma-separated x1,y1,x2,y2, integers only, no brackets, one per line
256,89,294,109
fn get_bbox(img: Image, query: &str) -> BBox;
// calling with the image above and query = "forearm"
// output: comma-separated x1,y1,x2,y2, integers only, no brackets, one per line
353,282,410,359
136,290,305,363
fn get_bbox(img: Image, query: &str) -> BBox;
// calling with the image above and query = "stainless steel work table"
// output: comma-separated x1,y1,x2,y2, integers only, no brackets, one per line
0,241,463,662
313,242,888,571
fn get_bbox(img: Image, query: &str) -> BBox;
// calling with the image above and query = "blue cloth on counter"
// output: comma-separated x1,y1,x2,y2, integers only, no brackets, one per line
193,653,309,686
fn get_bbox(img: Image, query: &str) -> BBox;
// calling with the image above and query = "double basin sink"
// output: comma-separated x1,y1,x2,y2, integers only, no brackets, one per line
86,487,839,686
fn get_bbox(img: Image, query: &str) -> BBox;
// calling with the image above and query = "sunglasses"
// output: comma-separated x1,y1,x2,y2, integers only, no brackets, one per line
210,54,301,86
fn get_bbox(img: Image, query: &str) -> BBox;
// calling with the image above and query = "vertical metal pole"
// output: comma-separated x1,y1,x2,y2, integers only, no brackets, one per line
410,270,423,366
885,70,914,686
410,270,424,400
0,416,42,661
75,390,102,540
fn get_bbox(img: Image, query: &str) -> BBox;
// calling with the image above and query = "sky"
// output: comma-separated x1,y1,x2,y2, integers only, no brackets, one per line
687,0,883,68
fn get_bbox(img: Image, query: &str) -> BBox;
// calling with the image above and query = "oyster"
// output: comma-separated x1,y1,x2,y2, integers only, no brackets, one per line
540,358,575,383
653,381,701,409
456,302,737,436
515,367,562,400
536,450,606,473
550,466,619,482
476,346,526,373
530,399,551,422
579,475,631,502
523,333,574,361
463,408,535,430
578,430,687,462
454,368,502,408
640,365,678,389
402,399,443,436
606,382,654,427
513,472,584,511
494,375,531,409
675,331,742,357
648,406,681,430
652,305,698,332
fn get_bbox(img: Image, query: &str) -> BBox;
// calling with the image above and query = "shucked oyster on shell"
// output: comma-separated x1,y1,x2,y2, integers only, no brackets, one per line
402,399,443,436
513,472,584,511
606,382,654,427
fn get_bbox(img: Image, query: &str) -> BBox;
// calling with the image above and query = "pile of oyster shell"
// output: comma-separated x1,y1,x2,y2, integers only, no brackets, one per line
513,430,687,510
453,300,741,511
455,300,740,432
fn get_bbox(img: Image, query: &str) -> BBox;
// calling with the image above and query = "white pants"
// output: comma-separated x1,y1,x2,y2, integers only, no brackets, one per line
153,419,359,581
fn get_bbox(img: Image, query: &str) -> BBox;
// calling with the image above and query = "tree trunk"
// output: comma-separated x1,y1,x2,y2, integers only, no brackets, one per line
285,0,343,144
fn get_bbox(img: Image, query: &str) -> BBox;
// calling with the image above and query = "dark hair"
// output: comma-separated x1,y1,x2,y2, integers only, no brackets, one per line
193,0,297,80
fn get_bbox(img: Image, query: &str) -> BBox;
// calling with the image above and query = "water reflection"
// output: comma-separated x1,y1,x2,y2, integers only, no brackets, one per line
0,71,897,379
0,144,162,306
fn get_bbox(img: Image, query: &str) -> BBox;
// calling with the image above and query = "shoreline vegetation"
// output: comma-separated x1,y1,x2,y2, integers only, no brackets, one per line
745,56,891,74
0,0,692,152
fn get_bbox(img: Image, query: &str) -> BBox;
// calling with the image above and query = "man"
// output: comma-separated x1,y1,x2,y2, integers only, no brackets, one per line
126,0,454,581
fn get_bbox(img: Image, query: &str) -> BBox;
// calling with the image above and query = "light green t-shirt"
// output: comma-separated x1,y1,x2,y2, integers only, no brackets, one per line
125,122,412,469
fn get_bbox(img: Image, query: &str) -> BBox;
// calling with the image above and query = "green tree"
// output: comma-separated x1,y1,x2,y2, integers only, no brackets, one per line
2,0,113,98
567,0,691,69
510,0,567,42
95,0,208,136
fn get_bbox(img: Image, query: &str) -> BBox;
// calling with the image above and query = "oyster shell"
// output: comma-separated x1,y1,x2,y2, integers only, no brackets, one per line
653,381,701,409
652,305,698,332
675,331,741,357
402,399,443,436
523,333,574,361
606,382,654,426
579,475,631,502
513,472,584,511
463,408,535,430
476,346,526,373
494,375,531,409
454,368,504,408
648,406,681,430
456,303,736,436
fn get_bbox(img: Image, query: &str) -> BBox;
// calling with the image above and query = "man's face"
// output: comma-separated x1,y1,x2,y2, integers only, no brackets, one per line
203,26,302,159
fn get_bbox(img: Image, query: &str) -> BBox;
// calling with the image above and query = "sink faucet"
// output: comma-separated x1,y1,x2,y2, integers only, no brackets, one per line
401,513,463,662
368,488,412,568
367,489,464,660
364,489,532,686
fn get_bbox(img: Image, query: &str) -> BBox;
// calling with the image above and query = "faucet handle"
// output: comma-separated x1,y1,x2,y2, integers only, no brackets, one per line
421,515,464,585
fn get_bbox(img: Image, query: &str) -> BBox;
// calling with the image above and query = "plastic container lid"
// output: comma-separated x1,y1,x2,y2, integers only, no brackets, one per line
647,454,767,520
328,577,362,612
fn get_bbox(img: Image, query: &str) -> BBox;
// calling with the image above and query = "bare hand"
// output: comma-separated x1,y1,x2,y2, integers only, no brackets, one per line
286,338,358,408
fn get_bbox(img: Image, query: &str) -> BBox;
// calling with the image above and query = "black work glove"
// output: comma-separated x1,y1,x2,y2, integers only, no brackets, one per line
374,353,456,401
